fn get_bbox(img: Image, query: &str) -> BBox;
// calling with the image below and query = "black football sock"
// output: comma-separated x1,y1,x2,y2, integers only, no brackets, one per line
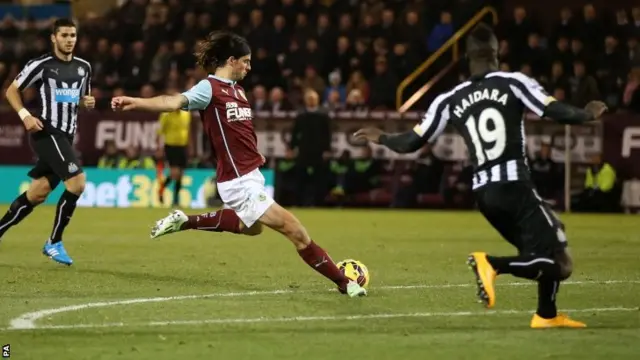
0,192,35,238
49,190,80,244
163,177,173,188
536,278,559,319
486,255,561,280
173,178,182,206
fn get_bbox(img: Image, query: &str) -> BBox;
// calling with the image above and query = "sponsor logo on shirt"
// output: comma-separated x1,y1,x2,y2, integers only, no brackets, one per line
225,102,252,122
54,88,80,104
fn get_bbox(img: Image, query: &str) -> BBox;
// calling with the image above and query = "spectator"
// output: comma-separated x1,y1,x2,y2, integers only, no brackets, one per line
553,36,574,74
304,38,325,78
427,11,454,54
332,36,352,81
632,7,640,38
345,89,367,111
125,41,150,91
530,143,563,203
548,60,570,94
324,89,344,111
269,14,289,57
623,68,640,112
553,7,578,42
498,40,516,72
581,4,605,52
315,13,337,51
614,9,632,42
324,70,346,103
597,36,627,106
368,56,397,109
379,8,397,45
503,6,535,57
399,10,425,58
289,89,332,206
570,38,590,71
251,85,268,111
346,70,369,102
300,66,326,100
569,60,600,106
268,87,292,112
628,36,640,67
149,43,172,88
573,153,619,212
523,33,550,78
391,43,419,80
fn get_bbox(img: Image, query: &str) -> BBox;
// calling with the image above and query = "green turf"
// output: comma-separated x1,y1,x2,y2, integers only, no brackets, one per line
0,207,639,359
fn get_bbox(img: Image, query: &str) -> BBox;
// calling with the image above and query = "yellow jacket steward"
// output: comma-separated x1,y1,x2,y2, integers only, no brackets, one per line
585,163,616,192
158,110,191,146
117,157,155,169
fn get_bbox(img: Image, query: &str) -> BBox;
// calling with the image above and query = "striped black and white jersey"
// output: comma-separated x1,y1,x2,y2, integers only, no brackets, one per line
15,53,91,137
413,71,555,190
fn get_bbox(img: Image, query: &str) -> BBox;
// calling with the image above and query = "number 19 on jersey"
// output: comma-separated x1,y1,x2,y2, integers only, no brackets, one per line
464,107,507,166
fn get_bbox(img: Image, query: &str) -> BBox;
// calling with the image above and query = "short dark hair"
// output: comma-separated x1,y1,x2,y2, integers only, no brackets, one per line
466,23,498,61
52,18,76,34
194,31,251,70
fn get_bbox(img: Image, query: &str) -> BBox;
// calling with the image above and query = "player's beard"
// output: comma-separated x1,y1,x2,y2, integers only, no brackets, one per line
55,42,75,56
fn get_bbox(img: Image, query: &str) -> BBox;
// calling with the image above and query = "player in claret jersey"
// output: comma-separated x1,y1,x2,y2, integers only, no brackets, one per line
111,31,366,297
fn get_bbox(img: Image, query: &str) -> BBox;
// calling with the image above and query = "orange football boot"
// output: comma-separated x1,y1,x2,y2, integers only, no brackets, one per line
467,252,497,308
530,313,587,329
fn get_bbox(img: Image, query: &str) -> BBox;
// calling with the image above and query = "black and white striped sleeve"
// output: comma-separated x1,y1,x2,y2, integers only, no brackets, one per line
82,64,92,96
15,57,47,91
412,92,452,143
507,72,556,116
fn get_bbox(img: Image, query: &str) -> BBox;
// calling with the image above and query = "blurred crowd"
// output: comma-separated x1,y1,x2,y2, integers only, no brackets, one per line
1,1,639,112
2,0,487,110
489,4,640,112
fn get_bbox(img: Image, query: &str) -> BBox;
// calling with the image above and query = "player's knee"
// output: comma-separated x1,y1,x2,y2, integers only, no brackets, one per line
27,179,52,205
170,168,181,179
555,249,573,280
65,173,86,195
559,263,573,280
242,223,263,236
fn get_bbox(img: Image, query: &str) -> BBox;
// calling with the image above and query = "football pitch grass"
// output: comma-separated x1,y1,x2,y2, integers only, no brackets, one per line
0,207,638,359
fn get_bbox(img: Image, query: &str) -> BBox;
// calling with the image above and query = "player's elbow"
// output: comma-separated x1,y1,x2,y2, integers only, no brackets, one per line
5,82,19,98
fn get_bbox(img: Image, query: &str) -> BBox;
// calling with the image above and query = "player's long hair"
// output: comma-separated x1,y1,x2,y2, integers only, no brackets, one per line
194,31,251,71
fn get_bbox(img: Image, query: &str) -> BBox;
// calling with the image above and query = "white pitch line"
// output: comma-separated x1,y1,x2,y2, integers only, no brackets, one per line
6,307,638,331
7,279,640,330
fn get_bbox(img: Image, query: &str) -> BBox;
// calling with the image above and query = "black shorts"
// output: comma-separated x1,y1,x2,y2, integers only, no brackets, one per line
27,132,83,189
475,181,568,256
164,145,187,168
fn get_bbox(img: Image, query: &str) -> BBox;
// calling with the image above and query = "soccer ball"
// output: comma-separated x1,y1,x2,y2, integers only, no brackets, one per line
337,259,370,288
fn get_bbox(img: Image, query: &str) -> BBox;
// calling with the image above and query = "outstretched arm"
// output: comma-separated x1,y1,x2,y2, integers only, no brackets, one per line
543,100,606,124
378,130,426,154
354,92,451,153
111,94,188,112
112,79,213,113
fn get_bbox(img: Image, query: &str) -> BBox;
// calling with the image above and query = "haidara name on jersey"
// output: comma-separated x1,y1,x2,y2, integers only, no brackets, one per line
453,89,509,118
